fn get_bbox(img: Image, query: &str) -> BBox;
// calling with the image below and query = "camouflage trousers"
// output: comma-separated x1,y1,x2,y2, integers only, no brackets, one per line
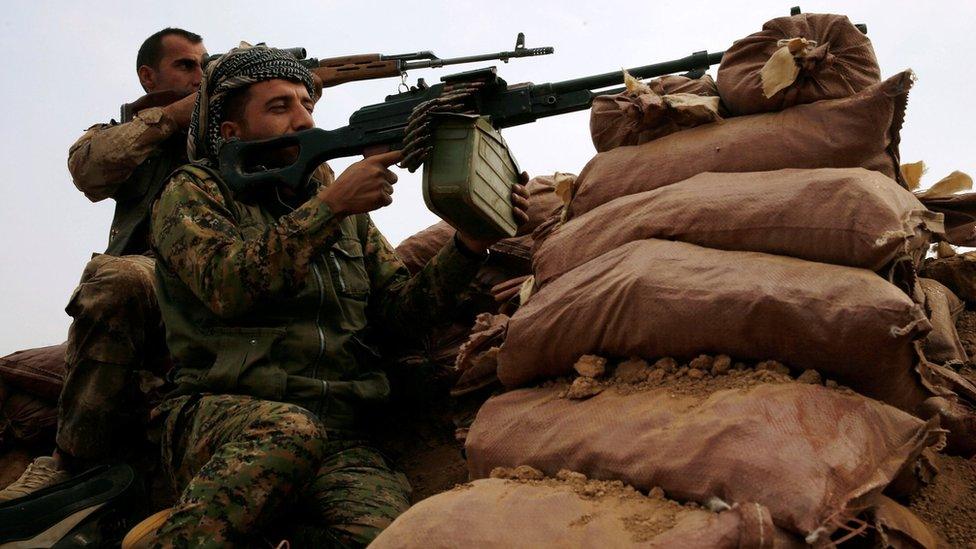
57,254,168,461
152,394,411,548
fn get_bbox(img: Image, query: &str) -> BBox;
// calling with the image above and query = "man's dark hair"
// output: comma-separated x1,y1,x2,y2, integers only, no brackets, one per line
136,28,203,71
222,87,251,127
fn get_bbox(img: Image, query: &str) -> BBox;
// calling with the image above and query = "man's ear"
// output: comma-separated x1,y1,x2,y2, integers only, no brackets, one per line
137,65,155,93
220,120,242,140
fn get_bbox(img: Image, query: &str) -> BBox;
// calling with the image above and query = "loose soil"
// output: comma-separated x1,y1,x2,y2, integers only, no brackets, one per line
908,453,976,547
546,354,848,402
488,466,704,542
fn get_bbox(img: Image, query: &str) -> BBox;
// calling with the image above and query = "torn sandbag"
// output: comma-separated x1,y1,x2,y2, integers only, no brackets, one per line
371,473,803,548
590,74,722,152
466,382,943,542
717,13,880,115
568,71,914,219
533,168,941,288
501,239,935,412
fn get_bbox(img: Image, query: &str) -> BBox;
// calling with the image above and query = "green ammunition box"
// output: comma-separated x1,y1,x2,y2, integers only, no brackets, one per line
422,113,520,240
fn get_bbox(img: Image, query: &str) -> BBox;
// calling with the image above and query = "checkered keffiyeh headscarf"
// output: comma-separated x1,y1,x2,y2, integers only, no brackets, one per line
188,43,315,162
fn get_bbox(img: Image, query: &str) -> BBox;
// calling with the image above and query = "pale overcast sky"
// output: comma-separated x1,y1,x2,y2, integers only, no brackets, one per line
0,0,973,355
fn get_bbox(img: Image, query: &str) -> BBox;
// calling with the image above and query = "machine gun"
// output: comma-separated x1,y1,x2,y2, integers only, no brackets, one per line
218,50,724,193
120,34,552,122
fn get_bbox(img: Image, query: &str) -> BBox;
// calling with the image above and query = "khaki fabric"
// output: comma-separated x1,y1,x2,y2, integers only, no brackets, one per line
590,75,722,152
533,168,940,288
372,478,802,548
568,71,913,219
500,239,934,411
919,278,968,365
465,383,943,540
717,13,880,115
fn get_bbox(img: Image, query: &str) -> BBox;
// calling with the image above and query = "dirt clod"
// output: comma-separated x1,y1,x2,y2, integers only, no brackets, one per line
689,354,713,370
567,376,604,400
615,357,650,383
574,355,607,378
653,357,677,373
711,355,732,376
756,360,790,375
687,368,705,380
796,369,822,385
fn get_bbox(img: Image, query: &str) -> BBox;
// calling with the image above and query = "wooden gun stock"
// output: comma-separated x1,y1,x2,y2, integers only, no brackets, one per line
120,89,190,123
312,54,402,88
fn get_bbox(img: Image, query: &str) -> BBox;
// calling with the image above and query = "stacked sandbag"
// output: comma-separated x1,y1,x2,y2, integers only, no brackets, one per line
716,13,880,116
507,239,941,411
466,367,944,543
919,278,968,365
372,468,804,548
590,74,723,152
533,168,940,288
0,344,65,450
567,71,913,219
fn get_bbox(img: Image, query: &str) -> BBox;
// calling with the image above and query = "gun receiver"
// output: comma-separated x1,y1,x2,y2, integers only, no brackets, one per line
219,50,723,193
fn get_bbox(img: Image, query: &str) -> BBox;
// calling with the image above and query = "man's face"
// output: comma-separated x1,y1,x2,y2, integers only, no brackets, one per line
141,34,206,94
221,79,315,141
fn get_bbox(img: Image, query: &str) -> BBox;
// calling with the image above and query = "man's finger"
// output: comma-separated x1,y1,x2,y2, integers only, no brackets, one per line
519,171,530,185
370,150,404,167
382,170,398,184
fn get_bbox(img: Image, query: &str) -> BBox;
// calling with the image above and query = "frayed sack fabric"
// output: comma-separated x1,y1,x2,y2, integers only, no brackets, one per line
590,75,722,152
0,344,67,402
568,71,913,219
533,168,940,288
717,13,880,116
501,239,934,411
371,477,802,548
465,383,944,542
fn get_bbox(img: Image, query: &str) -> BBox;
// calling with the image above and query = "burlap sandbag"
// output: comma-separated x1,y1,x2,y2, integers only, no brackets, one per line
0,343,67,402
716,13,880,116
568,71,913,219
533,168,940,288
371,476,802,548
919,278,968,365
590,75,722,152
465,383,944,541
918,192,976,247
500,239,934,411
920,252,976,305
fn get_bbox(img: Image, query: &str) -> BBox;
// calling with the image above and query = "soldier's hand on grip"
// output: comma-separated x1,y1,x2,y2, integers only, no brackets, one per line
319,150,402,215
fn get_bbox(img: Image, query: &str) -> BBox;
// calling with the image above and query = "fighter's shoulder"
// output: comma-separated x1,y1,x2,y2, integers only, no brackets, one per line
159,162,226,205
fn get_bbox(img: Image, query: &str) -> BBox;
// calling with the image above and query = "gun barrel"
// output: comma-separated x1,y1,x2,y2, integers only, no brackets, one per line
404,47,554,70
547,50,723,94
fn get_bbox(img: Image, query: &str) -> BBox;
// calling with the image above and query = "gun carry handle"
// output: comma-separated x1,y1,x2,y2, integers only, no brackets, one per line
313,55,402,88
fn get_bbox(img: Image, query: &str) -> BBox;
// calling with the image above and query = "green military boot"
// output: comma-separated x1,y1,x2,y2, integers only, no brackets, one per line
0,456,70,502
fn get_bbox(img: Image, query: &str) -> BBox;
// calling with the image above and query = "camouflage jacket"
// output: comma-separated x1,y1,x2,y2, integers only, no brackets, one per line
68,107,187,256
151,163,484,435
